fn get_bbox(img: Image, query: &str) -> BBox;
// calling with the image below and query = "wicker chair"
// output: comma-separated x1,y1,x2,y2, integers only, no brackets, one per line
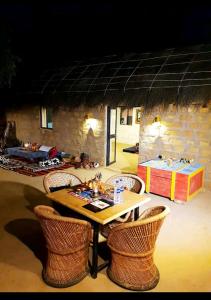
43,170,107,243
34,205,92,288
100,174,145,238
43,171,82,193
43,171,83,217
107,205,170,291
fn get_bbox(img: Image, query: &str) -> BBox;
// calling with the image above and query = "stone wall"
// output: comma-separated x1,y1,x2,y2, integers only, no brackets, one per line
6,105,106,165
139,103,211,190
6,102,211,190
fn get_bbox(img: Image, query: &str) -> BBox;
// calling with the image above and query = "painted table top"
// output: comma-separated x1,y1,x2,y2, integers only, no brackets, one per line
139,159,203,174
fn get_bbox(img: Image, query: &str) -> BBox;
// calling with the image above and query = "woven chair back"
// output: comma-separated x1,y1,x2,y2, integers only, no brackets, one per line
100,174,146,238
43,171,82,193
34,205,91,254
34,205,92,287
105,174,145,194
107,205,170,255
106,205,170,290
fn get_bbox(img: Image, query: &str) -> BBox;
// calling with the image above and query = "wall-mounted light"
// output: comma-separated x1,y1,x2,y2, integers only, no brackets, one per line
147,115,166,137
152,116,161,125
87,118,97,130
84,114,98,131
24,142,29,149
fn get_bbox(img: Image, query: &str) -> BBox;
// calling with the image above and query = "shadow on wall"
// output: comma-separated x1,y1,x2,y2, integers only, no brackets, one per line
154,136,165,158
84,128,98,162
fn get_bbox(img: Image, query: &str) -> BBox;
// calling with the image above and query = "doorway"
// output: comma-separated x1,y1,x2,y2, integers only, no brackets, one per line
106,106,140,174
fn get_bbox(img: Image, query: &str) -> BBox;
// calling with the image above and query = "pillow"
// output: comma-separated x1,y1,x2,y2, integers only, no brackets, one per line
39,145,52,152
49,147,58,159
31,143,40,151
49,184,71,192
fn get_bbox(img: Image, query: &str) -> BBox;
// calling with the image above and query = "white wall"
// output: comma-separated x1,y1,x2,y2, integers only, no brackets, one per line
116,107,140,145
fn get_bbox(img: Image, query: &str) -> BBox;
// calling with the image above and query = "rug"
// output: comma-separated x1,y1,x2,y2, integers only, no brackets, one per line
0,155,74,177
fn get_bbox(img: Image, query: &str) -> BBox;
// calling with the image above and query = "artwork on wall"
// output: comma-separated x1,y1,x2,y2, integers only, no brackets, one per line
135,109,141,124
120,107,133,125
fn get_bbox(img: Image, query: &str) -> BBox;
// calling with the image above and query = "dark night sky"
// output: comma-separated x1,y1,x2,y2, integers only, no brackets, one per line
2,1,211,73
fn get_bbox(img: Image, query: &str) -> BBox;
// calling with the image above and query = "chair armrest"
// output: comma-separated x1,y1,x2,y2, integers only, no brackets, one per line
115,211,131,223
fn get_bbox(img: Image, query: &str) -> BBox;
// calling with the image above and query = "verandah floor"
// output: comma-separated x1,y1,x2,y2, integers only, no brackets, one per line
106,142,139,174
0,166,210,292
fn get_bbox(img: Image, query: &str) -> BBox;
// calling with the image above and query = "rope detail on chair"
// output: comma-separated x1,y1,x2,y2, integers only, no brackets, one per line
43,171,82,193
34,205,92,288
106,205,170,291
100,174,146,238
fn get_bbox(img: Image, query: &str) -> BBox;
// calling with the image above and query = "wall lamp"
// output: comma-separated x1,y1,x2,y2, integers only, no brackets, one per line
152,116,161,126
84,114,97,130
149,115,166,137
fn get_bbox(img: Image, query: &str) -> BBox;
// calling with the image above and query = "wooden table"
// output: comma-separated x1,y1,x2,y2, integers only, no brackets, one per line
47,188,151,278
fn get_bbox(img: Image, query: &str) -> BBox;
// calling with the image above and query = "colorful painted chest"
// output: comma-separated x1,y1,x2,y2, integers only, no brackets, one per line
137,159,204,202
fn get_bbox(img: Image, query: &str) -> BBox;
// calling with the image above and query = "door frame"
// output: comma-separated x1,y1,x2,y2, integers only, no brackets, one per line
106,106,117,166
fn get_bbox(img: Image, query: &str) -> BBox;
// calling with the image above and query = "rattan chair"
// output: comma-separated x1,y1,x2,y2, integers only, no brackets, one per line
43,170,107,243
43,171,83,217
107,205,170,291
34,205,92,288
43,170,82,193
100,174,145,238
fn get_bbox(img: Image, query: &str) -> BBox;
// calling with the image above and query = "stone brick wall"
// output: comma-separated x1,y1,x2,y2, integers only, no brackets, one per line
139,104,211,191
6,105,106,165
6,102,211,190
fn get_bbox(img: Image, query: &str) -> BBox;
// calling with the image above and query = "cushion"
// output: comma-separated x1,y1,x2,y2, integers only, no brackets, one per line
49,184,71,192
49,147,58,159
31,143,40,151
39,145,52,152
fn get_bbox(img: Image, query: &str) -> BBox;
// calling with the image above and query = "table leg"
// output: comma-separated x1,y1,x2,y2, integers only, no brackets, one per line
91,222,99,279
134,207,139,220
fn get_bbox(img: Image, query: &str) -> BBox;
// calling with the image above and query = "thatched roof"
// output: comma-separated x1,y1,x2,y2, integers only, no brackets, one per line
15,43,211,111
